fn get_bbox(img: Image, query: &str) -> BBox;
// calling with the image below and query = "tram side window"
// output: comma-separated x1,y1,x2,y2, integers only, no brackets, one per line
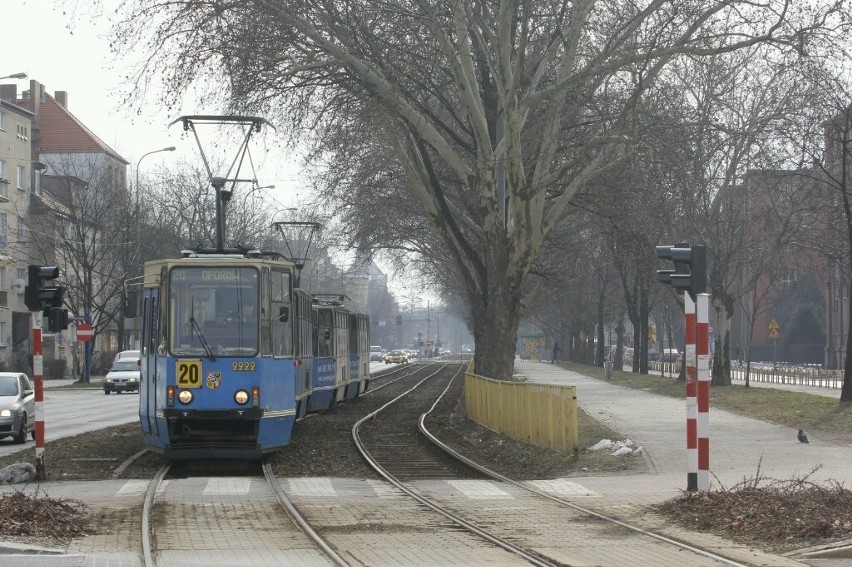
270,269,293,356
316,309,333,357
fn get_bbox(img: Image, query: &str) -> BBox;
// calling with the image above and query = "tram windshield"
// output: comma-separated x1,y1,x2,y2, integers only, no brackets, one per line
169,266,260,356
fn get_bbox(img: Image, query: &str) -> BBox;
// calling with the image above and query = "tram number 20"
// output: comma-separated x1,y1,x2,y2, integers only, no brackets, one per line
176,360,202,388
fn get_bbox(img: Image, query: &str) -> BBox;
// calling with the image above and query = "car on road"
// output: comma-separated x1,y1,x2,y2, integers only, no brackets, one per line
103,359,140,394
0,372,35,444
113,349,140,364
369,345,385,362
660,349,681,363
385,349,409,364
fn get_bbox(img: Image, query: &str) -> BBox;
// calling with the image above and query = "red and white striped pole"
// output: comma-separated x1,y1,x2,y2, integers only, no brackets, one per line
696,293,711,491
32,312,46,480
684,295,698,492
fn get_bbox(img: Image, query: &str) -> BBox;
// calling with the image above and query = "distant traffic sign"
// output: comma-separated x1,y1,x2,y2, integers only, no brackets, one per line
76,322,94,342
769,319,780,340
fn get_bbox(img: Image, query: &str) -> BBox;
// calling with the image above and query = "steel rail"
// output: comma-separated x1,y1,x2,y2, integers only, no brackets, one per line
262,461,351,567
141,462,171,567
418,377,753,567
352,362,559,567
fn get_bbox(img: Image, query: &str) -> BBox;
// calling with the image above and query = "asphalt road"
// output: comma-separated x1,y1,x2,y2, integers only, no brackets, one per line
0,387,139,458
0,361,403,459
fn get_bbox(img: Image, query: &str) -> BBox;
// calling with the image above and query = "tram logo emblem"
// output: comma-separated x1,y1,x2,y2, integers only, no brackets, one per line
206,372,222,389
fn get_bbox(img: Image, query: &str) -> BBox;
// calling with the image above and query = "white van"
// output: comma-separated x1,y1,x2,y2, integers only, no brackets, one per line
113,349,140,364
369,345,384,362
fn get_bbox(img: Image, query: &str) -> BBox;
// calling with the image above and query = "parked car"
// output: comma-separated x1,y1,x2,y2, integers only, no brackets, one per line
369,345,385,362
103,359,140,394
113,349,141,365
660,349,680,363
385,349,409,364
0,372,35,443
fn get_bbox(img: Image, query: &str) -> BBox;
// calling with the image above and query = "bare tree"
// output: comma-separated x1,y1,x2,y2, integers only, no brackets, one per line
109,0,810,379
29,154,134,365
790,70,852,401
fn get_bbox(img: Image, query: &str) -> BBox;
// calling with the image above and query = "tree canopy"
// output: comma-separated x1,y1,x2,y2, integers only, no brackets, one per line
107,0,828,379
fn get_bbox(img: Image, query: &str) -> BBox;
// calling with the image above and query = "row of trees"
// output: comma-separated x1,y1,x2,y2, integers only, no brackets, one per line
23,153,378,357
90,0,852,399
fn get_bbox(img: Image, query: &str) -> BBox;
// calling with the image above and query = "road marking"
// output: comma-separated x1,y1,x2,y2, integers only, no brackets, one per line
447,480,513,499
203,477,251,496
287,477,336,497
525,479,600,497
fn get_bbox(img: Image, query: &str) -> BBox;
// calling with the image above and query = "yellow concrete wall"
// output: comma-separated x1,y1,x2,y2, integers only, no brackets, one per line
464,370,578,454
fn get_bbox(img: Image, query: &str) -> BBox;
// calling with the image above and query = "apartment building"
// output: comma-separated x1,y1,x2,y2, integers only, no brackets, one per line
0,79,129,377
0,90,37,369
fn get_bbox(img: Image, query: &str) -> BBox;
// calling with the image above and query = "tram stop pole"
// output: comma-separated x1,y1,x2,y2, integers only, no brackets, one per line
32,312,47,480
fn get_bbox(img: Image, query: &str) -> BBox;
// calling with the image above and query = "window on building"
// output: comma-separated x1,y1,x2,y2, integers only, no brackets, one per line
0,322,6,346
0,267,6,289
17,216,26,243
16,268,25,294
0,110,5,131
16,165,24,190
0,215,8,251
0,160,6,199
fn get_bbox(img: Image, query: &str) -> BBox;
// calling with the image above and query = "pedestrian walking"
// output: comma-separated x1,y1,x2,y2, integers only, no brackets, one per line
551,342,560,364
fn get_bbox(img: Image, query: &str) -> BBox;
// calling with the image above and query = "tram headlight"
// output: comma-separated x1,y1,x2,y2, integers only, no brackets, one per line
234,389,249,405
178,390,193,404
252,386,260,407
167,386,175,406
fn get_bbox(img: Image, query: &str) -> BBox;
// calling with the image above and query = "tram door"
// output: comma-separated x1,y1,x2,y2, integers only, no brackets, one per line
140,291,160,436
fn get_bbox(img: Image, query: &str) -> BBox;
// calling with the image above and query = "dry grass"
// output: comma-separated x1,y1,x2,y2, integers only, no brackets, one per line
657,464,852,551
567,361,852,551
564,362,852,445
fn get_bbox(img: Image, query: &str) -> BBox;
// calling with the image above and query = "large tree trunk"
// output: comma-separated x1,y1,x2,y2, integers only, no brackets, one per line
471,273,523,381
842,293,852,401
712,298,733,386
639,291,650,375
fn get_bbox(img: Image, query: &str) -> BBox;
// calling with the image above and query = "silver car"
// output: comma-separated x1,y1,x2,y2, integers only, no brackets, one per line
0,372,36,444
103,360,140,394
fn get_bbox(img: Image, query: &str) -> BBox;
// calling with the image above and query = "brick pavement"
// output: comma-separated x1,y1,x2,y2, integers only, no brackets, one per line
5,361,849,566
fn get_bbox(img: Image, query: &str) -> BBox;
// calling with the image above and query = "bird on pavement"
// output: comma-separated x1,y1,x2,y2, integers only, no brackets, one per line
797,429,809,444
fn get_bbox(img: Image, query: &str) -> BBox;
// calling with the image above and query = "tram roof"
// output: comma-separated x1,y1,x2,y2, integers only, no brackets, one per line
142,253,296,284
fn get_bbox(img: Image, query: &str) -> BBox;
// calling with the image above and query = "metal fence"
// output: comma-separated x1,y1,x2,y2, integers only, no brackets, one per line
464,370,578,454
648,361,844,389
730,365,844,389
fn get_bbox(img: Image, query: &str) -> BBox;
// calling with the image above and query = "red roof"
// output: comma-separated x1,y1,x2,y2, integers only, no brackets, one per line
18,92,128,164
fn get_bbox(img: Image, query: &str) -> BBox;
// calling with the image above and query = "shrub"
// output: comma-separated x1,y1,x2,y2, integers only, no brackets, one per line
44,359,68,380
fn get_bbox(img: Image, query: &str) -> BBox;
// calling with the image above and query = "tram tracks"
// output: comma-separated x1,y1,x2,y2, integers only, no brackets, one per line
135,361,759,566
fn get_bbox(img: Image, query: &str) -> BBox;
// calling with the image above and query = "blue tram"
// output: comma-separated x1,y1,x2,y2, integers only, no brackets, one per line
132,248,371,459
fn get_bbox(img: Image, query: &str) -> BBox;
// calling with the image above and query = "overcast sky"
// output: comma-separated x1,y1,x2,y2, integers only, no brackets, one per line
7,0,440,306
6,0,303,210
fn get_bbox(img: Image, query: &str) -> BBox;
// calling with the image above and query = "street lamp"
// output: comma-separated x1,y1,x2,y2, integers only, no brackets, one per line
132,145,175,347
135,146,176,195
242,184,276,209
0,72,27,80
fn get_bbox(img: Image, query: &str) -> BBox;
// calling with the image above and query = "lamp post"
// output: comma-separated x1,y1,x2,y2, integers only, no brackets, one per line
0,72,27,80
241,184,276,209
131,146,175,347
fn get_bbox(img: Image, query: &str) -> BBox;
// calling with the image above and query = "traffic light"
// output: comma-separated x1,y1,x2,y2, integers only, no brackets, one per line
655,243,706,300
47,307,70,332
24,265,64,312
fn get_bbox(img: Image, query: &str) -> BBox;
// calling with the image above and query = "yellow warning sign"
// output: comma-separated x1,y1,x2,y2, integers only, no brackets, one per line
769,319,780,339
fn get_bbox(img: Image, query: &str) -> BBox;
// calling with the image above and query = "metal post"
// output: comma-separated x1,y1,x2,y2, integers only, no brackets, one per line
32,312,46,480
84,313,92,384
684,295,698,492
696,293,710,491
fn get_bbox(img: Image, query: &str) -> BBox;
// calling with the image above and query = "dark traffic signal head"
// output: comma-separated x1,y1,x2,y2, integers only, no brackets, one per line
24,265,64,312
655,244,706,300
47,307,70,332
